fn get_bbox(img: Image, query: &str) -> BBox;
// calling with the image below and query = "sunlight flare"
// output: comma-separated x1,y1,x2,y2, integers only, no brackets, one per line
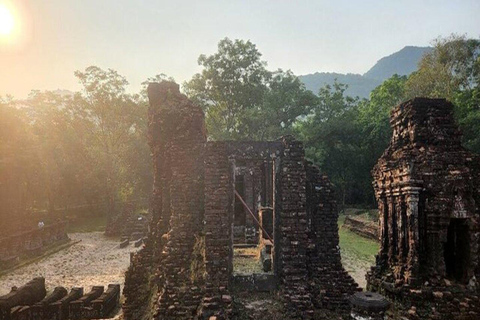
0,4,14,36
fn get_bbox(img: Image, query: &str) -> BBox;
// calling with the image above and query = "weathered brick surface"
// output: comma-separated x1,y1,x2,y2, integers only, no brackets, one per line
343,215,380,241
0,281,120,320
0,278,46,320
275,136,313,316
123,82,359,319
305,162,358,311
201,142,233,319
367,98,480,319
0,222,69,271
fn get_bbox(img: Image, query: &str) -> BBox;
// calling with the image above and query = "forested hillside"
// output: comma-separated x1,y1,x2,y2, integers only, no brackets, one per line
299,46,432,98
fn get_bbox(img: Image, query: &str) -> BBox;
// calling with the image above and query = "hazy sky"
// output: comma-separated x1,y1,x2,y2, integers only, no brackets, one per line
0,0,479,98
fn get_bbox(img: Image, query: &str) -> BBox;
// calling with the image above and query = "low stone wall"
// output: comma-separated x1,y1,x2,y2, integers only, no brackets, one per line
0,279,120,320
0,222,69,271
343,215,379,241
0,277,46,320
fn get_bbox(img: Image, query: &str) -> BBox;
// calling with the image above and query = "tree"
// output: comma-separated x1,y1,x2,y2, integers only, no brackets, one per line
0,97,43,233
355,75,407,204
454,87,480,153
296,82,362,209
72,66,146,218
405,35,480,154
406,35,480,100
245,69,318,140
184,38,270,140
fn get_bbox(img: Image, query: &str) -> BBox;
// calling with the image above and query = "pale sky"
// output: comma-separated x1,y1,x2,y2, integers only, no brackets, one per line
0,0,479,98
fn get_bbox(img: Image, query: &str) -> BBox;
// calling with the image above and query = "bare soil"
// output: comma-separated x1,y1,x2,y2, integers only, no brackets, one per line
0,232,140,295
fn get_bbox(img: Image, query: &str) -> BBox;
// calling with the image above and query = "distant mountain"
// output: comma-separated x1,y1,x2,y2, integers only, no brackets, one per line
299,72,382,99
363,46,432,80
299,46,433,99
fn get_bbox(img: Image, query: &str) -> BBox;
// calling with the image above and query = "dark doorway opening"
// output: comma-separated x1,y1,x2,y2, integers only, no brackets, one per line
444,218,470,283
234,175,246,226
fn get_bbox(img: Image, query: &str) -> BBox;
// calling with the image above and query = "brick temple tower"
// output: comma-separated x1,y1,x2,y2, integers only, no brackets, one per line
368,98,480,319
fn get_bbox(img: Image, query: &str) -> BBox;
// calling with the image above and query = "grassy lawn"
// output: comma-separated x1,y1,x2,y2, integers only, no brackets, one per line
338,215,379,260
338,214,379,288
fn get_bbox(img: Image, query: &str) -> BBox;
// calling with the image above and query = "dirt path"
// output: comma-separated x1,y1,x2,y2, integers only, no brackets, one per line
0,232,140,295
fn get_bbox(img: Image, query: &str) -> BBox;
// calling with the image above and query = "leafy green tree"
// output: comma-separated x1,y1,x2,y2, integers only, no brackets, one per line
406,35,479,100
184,38,270,140
185,38,316,141
244,69,318,140
406,35,480,154
296,82,362,209
354,75,408,204
72,66,149,217
0,97,43,232
358,75,406,159
454,87,480,152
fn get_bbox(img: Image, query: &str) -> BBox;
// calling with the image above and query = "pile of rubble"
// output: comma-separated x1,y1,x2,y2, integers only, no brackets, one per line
0,278,120,320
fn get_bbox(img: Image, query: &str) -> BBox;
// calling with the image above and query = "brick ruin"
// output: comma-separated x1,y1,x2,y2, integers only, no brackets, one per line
367,98,480,319
343,215,380,241
0,222,68,271
122,81,358,319
0,277,120,320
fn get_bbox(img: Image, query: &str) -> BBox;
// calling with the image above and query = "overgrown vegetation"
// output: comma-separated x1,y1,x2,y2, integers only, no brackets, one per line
2,35,478,219
1,68,157,223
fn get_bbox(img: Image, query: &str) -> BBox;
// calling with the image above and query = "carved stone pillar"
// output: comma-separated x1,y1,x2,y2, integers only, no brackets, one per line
396,194,404,269
378,196,388,263
405,189,420,284
386,194,396,266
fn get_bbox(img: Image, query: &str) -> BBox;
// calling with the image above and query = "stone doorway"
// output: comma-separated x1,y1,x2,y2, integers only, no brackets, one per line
232,158,276,279
444,218,470,283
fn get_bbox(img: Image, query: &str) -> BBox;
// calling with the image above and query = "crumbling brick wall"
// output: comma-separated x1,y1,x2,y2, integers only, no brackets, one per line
147,82,206,319
123,82,359,319
367,98,480,319
305,162,358,310
201,142,233,319
274,136,313,315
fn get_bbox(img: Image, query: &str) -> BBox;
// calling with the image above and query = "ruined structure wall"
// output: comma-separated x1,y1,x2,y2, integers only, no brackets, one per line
371,98,480,284
201,142,233,318
149,83,206,319
276,136,313,315
368,98,480,320
124,82,207,320
305,162,358,310
123,82,360,319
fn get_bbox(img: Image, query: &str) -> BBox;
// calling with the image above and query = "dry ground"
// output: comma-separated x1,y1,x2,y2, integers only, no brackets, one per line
0,232,140,295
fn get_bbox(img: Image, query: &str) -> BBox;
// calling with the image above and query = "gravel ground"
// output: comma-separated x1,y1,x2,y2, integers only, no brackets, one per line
0,232,140,296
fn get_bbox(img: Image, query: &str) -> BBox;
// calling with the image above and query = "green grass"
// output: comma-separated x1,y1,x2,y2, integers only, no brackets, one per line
338,214,379,261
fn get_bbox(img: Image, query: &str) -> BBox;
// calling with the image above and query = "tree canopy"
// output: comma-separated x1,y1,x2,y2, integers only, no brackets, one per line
2,35,479,221
184,37,316,140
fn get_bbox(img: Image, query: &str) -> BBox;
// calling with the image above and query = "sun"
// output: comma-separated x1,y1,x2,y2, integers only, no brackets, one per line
0,4,15,36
